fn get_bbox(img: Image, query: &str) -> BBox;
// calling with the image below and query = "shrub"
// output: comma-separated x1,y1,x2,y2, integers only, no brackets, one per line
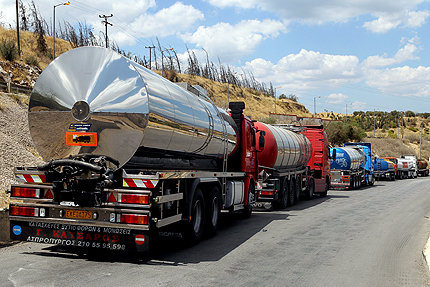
25,55,39,67
387,130,396,139
0,39,18,61
408,127,418,132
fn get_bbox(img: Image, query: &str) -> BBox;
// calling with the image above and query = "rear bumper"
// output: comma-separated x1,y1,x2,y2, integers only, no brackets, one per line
10,219,150,252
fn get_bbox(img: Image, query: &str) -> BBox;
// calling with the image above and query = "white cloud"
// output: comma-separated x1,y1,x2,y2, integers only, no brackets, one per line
130,2,204,38
366,66,430,97
180,19,287,62
206,0,427,26
405,10,430,27
363,9,429,33
352,101,367,110
242,49,361,91
362,37,420,68
326,93,349,104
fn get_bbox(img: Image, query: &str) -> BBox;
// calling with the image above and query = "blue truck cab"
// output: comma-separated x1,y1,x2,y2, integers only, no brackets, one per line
344,142,374,186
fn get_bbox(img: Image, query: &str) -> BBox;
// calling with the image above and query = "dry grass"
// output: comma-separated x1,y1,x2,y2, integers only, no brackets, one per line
0,26,72,69
8,93,29,106
161,72,314,120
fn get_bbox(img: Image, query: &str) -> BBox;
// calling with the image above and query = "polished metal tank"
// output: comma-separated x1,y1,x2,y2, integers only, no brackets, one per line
253,122,312,171
28,47,238,169
330,147,365,170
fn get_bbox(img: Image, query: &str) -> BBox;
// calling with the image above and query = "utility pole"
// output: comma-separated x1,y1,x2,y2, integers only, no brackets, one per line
145,46,155,70
99,14,113,48
16,0,21,56
419,114,422,159
374,109,376,137
397,112,400,138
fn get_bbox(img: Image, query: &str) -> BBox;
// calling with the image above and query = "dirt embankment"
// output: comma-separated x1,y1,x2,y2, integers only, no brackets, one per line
0,92,43,209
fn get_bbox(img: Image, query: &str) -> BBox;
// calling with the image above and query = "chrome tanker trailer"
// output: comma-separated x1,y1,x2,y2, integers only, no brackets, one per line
8,46,267,252
253,123,313,210
330,144,373,189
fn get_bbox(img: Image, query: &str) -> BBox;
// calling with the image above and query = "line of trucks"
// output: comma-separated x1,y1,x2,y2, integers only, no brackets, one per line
6,47,429,253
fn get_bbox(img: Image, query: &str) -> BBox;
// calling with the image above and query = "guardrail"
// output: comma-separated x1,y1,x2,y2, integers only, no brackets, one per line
0,81,32,95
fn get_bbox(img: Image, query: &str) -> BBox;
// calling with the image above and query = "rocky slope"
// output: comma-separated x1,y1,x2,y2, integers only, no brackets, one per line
0,92,43,209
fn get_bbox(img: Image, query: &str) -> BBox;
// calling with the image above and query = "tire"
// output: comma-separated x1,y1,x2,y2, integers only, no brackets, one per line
320,179,329,197
295,176,301,203
306,178,314,199
185,188,205,246
349,175,355,190
287,178,295,207
204,186,221,238
276,177,289,209
242,183,254,219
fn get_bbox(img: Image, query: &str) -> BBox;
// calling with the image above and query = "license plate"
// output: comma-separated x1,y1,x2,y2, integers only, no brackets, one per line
66,210,92,219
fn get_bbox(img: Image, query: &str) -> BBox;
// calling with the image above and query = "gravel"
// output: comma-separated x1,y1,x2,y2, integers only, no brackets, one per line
0,92,44,209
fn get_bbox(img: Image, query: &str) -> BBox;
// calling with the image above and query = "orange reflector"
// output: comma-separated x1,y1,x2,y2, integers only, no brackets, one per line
10,206,37,217
120,194,149,204
11,187,39,198
44,189,53,199
120,214,148,225
260,191,274,196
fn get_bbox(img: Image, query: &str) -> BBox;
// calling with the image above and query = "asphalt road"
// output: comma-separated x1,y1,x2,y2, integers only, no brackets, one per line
1,177,430,286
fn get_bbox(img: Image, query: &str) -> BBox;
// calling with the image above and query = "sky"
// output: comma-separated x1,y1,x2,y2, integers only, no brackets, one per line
1,0,430,115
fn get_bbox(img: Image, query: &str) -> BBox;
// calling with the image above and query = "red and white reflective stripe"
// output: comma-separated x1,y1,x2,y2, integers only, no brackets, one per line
16,174,46,183
123,178,157,188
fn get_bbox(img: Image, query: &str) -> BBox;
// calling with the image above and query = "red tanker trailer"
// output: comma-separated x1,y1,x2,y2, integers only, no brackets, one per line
253,124,332,210
8,47,263,252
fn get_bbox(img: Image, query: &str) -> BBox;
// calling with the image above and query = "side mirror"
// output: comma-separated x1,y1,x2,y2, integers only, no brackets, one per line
259,130,265,150
331,149,336,160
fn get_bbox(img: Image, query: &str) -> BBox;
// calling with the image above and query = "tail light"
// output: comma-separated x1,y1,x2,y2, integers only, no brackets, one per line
259,191,274,196
120,214,148,225
10,206,39,217
11,187,40,198
118,194,149,205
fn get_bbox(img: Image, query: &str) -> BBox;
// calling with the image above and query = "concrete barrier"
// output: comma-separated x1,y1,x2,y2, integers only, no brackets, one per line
0,211,10,242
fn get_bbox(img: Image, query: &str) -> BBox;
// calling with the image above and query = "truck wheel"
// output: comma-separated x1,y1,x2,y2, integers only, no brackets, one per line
277,178,289,209
306,178,314,199
204,186,221,238
350,175,355,190
241,183,254,219
320,179,329,197
295,176,300,203
185,188,205,246
287,178,295,207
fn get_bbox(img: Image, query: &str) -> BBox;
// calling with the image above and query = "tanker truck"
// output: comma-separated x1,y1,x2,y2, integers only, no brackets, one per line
397,156,415,179
252,124,331,210
330,142,374,189
401,155,418,178
417,159,429,176
373,158,396,181
381,157,398,178
8,47,268,252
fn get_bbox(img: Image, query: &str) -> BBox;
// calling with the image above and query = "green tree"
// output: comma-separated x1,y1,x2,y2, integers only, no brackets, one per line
325,122,366,146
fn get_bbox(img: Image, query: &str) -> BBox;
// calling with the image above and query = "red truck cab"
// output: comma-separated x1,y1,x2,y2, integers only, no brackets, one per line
302,125,331,196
